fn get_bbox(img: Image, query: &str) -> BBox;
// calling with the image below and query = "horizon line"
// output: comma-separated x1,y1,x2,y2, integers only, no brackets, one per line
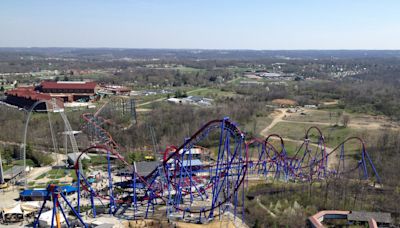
1,47,400,51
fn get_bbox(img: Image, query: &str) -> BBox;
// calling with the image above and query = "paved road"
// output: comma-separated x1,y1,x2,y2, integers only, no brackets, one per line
0,188,20,208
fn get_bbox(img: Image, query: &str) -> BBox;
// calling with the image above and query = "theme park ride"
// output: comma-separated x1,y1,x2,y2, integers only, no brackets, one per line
20,100,382,227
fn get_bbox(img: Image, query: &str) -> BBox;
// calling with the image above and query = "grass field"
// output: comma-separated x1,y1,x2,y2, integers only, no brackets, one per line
136,93,166,104
243,116,273,136
187,87,237,98
269,122,364,150
284,109,342,123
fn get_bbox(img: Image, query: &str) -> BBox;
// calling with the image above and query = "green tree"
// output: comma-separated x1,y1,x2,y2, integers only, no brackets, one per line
25,144,53,167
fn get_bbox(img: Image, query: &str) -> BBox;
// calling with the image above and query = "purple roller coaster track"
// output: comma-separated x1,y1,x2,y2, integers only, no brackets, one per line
32,112,381,227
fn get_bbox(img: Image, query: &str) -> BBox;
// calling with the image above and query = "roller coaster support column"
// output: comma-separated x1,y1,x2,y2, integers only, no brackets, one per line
321,136,328,177
338,144,345,177
209,117,228,219
166,163,173,219
107,150,116,214
59,188,87,227
363,148,382,184
233,134,244,222
132,162,137,219
53,191,62,228
77,169,81,214
0,151,4,185
185,137,194,204
361,147,369,180
78,171,98,217
90,189,96,218
33,191,49,228
130,98,137,125
34,185,87,228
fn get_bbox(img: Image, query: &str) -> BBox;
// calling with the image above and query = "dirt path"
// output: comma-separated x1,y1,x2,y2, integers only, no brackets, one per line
256,196,276,218
136,96,166,107
94,100,110,117
260,108,287,136
0,140,22,146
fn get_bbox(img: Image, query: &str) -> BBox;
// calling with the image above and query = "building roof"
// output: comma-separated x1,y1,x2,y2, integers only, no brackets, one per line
103,85,131,93
20,185,77,197
41,81,97,90
3,165,25,180
181,159,203,167
67,153,91,164
186,96,203,102
348,211,392,224
5,87,53,101
179,148,202,155
2,204,23,215
134,161,159,177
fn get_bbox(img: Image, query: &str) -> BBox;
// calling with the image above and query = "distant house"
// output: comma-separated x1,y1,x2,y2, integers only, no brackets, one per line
184,96,213,106
272,99,298,107
101,85,131,95
167,96,213,106
259,72,281,77
304,104,318,109
167,97,184,104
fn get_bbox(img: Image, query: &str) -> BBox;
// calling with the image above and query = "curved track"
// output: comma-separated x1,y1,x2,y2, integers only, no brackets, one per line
74,114,382,222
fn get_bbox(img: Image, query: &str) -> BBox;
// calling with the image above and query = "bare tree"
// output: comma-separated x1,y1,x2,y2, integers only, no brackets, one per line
341,115,350,127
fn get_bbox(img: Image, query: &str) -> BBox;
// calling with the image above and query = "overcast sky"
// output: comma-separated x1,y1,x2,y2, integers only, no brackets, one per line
1,0,399,49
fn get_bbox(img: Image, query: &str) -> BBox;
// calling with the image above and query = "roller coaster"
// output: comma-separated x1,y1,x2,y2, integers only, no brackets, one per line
23,100,381,227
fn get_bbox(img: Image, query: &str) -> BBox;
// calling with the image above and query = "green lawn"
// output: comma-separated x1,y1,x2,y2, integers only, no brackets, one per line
45,168,70,179
265,139,321,157
35,168,74,180
187,88,237,99
242,116,273,137
269,122,364,150
137,93,166,104
284,109,341,123
174,66,206,73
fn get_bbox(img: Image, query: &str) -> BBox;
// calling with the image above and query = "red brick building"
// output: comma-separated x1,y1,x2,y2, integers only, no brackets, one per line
5,87,64,111
39,81,98,102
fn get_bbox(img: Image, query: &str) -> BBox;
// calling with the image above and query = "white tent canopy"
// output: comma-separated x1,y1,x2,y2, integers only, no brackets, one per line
2,204,23,215
38,210,66,227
